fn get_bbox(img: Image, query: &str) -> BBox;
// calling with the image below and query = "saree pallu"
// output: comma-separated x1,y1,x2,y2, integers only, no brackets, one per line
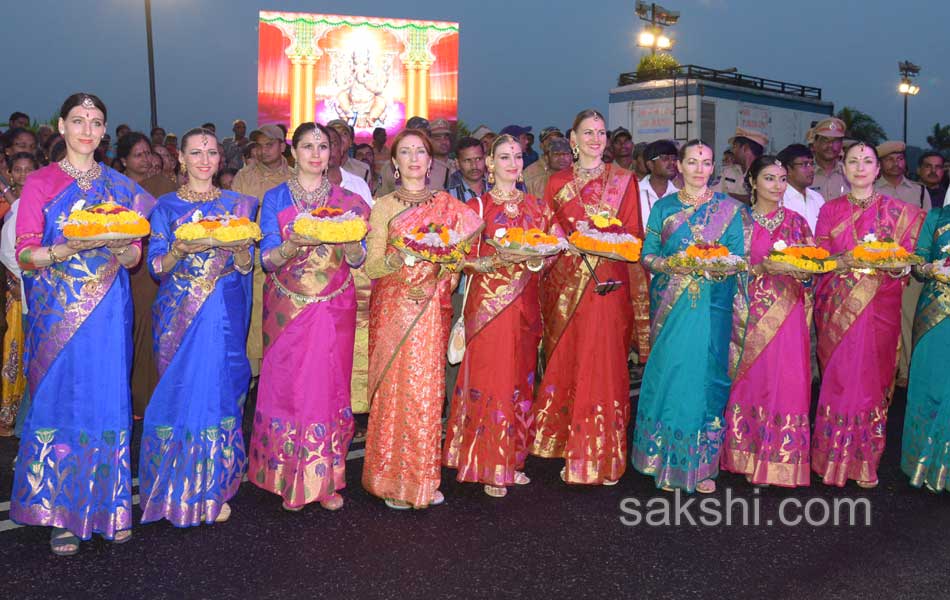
812,194,924,486
443,194,558,486
138,191,256,526
902,207,950,491
349,265,372,414
0,270,25,432
363,192,482,506
632,192,749,491
249,183,369,508
721,209,813,487
11,164,154,539
530,166,649,484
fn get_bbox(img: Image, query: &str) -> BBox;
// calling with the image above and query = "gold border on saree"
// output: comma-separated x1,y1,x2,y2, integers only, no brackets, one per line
269,272,353,305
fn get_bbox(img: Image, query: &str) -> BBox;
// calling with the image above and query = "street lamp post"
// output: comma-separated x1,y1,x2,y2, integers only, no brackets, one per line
635,1,679,54
145,0,158,129
897,60,920,145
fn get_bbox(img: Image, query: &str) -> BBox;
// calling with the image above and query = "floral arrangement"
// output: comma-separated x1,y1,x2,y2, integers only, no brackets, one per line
393,222,471,263
175,211,262,244
568,213,642,262
667,242,746,272
769,240,837,273
489,227,567,255
849,233,921,267
62,201,150,238
292,206,368,243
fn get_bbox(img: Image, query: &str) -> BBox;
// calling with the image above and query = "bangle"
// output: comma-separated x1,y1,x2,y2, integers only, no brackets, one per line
384,252,402,270
170,247,185,261
48,244,62,263
278,242,298,260
526,258,544,272
112,245,130,257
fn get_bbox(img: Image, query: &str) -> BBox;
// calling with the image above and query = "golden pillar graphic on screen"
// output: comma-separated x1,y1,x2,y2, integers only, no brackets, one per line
258,12,459,142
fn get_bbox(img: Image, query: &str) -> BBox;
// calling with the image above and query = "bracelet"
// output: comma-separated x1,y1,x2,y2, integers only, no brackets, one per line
384,252,403,270
48,244,62,263
526,258,544,272
278,242,298,260
170,247,185,261
0,185,9,195
112,245,130,257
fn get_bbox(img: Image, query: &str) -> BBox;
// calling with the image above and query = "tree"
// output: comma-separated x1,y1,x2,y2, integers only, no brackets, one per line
926,123,950,153
835,107,887,146
635,53,680,81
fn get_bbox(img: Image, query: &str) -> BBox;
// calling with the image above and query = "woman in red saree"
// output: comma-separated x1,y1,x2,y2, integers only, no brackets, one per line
443,135,563,498
362,129,482,509
812,142,925,487
529,109,651,485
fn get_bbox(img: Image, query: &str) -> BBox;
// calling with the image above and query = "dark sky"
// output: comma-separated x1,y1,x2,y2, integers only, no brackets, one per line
2,0,946,148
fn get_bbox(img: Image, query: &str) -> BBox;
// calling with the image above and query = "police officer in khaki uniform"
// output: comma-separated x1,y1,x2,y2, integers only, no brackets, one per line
873,140,931,386
808,117,850,201
713,127,767,204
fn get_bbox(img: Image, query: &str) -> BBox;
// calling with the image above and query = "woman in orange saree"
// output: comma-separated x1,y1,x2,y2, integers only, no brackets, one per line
442,135,563,498
529,109,651,485
362,129,482,509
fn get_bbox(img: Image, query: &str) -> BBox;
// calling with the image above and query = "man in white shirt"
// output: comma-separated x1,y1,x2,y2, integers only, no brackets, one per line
777,144,825,233
637,139,679,228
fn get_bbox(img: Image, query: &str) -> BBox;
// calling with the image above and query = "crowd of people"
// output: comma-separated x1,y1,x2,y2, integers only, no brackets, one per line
1,94,949,556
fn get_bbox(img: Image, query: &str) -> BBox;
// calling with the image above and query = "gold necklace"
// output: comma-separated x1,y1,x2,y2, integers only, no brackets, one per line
178,185,221,203
489,187,523,219
847,191,878,209
679,187,713,207
394,187,434,207
59,159,102,192
751,206,784,234
572,162,605,189
289,176,330,211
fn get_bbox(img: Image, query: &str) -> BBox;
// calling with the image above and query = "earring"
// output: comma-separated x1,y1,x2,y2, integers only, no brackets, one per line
394,166,400,180
180,162,187,175
517,172,524,183
426,165,432,179
488,169,495,185
571,145,579,160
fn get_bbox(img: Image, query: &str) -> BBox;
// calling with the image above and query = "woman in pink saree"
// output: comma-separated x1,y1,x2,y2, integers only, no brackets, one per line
812,142,925,487
722,157,813,487
248,123,370,511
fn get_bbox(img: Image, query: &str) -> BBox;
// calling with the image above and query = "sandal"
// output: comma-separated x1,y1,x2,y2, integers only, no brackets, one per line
320,493,344,511
111,529,132,544
660,485,676,492
384,498,412,510
856,479,879,489
215,502,231,523
50,528,80,556
430,490,445,506
514,471,531,485
602,478,619,486
559,467,567,483
696,479,716,494
281,501,303,512
484,485,507,498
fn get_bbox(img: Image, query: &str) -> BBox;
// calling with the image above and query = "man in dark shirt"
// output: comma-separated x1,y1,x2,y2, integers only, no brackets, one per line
917,151,947,209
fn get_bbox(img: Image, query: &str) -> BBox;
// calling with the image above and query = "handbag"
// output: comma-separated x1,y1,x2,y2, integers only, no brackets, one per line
447,194,483,365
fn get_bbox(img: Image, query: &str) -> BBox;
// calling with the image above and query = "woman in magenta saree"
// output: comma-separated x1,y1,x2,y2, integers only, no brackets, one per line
442,135,562,498
10,94,154,554
721,157,813,487
248,123,369,511
138,128,256,527
529,110,651,486
812,142,925,487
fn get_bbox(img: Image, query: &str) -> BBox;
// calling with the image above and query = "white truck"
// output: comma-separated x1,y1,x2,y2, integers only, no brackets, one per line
608,64,834,154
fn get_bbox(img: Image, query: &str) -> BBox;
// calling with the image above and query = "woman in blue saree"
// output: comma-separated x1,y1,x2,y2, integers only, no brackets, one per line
902,205,950,492
138,128,255,526
10,93,155,555
632,140,749,493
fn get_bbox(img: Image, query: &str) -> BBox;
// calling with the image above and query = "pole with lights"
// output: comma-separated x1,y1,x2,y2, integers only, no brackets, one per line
635,1,679,54
898,60,920,145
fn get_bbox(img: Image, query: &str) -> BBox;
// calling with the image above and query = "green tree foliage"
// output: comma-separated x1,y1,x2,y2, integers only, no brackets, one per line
926,123,950,153
835,107,887,146
635,53,681,81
